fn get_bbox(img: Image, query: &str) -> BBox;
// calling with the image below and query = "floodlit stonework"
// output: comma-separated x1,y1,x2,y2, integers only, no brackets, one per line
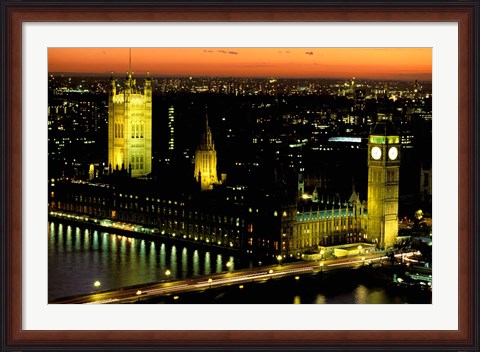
194,112,218,191
367,123,400,249
108,73,152,177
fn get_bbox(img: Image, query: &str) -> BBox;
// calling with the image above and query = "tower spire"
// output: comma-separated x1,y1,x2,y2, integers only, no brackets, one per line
129,48,132,76
194,105,218,191
205,105,209,131
203,106,213,148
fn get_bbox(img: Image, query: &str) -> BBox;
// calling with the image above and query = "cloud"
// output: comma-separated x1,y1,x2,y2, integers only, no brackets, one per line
278,50,291,54
241,64,275,68
203,50,214,53
305,51,314,56
217,50,239,55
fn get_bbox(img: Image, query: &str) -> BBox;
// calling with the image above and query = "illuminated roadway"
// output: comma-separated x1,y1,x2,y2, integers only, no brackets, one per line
52,252,417,304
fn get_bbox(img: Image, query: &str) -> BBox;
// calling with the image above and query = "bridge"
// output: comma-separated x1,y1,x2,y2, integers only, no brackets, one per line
50,252,413,304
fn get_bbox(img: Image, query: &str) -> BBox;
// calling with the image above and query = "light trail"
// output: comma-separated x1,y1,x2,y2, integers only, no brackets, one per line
54,250,406,304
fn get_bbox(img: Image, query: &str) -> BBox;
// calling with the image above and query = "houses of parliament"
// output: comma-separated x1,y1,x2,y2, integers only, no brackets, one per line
49,72,401,260
107,72,152,177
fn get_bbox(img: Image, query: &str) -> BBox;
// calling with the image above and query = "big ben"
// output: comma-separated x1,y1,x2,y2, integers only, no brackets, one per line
367,122,400,249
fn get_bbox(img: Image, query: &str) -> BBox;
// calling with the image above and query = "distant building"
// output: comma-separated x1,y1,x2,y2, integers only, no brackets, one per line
420,162,432,204
168,105,175,151
194,111,219,191
108,72,152,177
354,88,367,111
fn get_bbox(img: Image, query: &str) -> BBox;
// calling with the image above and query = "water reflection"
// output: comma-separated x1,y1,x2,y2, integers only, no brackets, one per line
215,254,222,273
49,221,431,304
354,285,368,304
170,245,177,278
181,248,188,278
48,221,239,300
204,253,211,275
193,250,200,277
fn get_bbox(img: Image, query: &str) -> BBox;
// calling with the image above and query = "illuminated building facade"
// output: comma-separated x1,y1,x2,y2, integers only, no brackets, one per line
50,180,368,259
274,189,368,258
50,120,400,259
108,73,152,177
194,112,218,191
50,180,247,250
366,123,400,249
168,105,175,151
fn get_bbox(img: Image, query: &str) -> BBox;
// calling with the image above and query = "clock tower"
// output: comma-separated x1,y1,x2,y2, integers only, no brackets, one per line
367,122,400,249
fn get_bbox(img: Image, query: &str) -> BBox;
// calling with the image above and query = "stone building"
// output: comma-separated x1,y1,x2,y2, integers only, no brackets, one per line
108,72,152,177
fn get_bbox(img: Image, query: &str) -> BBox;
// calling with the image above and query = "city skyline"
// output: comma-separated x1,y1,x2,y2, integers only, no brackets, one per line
48,48,432,80
47,50,432,304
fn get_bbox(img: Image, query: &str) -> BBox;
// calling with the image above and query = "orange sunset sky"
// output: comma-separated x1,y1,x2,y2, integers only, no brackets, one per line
49,48,432,80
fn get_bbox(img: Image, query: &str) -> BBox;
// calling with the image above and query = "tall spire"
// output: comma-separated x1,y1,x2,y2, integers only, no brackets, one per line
200,106,214,150
205,105,209,134
194,105,218,191
129,48,132,76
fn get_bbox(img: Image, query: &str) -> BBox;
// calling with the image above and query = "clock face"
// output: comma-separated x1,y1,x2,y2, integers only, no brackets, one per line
371,146,382,160
388,146,398,160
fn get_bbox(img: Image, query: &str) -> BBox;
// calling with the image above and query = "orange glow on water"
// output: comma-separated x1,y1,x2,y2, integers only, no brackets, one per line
49,48,431,80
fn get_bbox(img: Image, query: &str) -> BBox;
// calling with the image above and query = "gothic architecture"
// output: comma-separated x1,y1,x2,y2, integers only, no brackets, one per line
51,116,401,259
194,111,218,191
366,123,400,249
108,72,152,177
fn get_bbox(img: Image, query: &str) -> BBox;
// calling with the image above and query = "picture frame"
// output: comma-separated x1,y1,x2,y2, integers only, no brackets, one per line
2,1,478,350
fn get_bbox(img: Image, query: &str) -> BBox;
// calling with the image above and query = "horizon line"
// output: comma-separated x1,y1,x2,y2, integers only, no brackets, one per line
49,72,432,82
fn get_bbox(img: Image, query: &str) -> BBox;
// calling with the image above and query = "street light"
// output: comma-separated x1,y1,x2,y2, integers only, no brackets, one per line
226,261,233,271
165,269,171,282
277,255,283,265
208,278,213,289
320,262,324,272
93,280,101,291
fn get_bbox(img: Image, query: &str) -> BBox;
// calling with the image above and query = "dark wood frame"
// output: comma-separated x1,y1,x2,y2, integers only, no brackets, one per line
2,1,478,350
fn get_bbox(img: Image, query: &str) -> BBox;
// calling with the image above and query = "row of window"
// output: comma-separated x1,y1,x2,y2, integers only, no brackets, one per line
116,203,244,227
113,123,145,139
130,155,144,170
131,123,144,138
73,195,107,205
54,199,372,253
114,123,124,138
67,193,244,227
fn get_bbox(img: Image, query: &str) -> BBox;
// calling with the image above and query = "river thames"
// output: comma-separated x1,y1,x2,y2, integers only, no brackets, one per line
48,221,431,304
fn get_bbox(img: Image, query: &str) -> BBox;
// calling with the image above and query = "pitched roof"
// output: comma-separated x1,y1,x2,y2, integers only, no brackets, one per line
370,121,398,136
348,190,361,204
